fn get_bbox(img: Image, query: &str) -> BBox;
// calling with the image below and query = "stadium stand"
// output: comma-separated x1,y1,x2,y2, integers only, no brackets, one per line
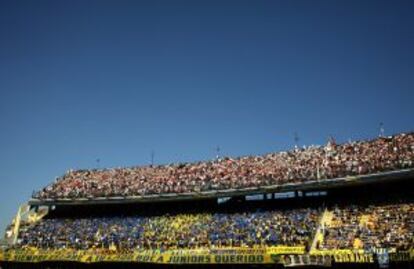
1,132,413,269
16,209,320,250
32,132,414,200
318,203,413,251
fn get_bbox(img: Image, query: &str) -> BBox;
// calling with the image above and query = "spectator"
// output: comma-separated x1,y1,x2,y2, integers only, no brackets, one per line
33,132,414,199
17,209,320,250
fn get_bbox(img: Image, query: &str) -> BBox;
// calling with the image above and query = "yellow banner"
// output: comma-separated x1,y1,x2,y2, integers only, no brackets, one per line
333,253,374,263
0,249,274,264
1,248,412,264
267,246,305,255
309,249,366,256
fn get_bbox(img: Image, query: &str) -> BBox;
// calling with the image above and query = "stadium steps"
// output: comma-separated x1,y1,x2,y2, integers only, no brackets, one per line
6,204,49,246
4,205,24,245
310,208,333,251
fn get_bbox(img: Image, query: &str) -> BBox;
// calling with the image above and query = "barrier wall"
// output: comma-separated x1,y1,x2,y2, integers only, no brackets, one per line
1,247,413,267
0,247,303,264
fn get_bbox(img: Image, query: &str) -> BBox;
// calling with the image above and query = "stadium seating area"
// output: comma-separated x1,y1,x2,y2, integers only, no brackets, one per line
3,132,414,268
15,203,413,252
320,203,414,251
33,133,414,199
17,209,320,250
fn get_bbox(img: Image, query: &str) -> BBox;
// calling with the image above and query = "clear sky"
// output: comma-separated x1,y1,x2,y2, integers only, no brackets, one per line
0,0,413,234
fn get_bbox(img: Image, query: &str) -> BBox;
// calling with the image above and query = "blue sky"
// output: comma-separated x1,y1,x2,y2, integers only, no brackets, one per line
0,0,413,234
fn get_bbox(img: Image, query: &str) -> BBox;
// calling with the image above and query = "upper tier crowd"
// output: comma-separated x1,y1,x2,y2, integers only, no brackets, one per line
17,209,319,250
16,203,413,251
33,132,414,199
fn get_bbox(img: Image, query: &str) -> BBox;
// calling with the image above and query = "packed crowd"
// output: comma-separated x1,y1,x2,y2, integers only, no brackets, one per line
320,203,414,251
17,209,319,250
16,203,414,251
33,132,414,199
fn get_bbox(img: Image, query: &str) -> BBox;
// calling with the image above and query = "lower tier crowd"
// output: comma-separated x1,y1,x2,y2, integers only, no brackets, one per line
17,209,319,250
16,203,413,252
321,203,413,250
